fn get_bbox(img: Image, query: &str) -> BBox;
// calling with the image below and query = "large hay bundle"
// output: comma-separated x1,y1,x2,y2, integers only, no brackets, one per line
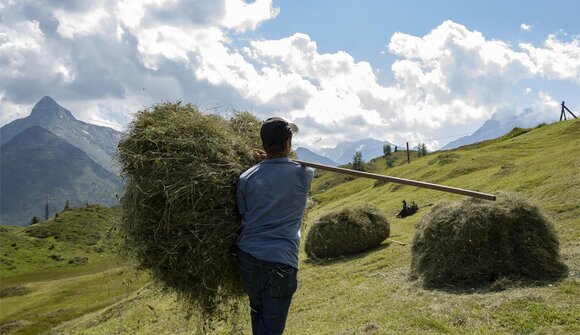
117,102,261,316
411,193,568,288
305,205,390,259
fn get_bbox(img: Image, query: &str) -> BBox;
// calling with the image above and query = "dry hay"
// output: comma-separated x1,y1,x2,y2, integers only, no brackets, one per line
117,102,261,319
410,193,568,288
305,205,390,259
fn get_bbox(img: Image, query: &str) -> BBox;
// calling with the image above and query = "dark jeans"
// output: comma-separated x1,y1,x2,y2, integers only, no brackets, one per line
238,250,298,335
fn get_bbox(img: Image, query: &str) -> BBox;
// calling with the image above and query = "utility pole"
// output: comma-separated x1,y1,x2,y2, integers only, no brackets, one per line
45,194,49,221
560,101,577,121
406,142,410,164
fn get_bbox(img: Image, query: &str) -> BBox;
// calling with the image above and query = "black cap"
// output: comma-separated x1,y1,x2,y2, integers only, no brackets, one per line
260,117,299,145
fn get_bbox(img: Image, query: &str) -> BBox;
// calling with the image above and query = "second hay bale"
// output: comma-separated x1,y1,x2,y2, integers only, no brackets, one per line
305,205,390,259
410,193,568,288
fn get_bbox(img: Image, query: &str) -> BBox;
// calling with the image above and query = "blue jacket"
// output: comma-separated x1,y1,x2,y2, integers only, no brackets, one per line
236,157,314,268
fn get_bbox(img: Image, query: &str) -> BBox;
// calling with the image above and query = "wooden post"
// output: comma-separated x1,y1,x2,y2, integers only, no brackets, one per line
561,101,566,121
560,101,577,121
406,142,410,164
44,194,49,221
563,101,577,119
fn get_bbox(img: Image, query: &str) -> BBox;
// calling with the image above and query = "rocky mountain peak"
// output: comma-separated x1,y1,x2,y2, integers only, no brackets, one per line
30,96,76,121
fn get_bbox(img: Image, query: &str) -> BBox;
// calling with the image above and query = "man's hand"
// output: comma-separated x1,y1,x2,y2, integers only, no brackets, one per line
251,149,267,162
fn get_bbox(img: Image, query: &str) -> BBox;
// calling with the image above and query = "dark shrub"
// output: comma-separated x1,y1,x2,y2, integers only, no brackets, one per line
0,286,32,298
49,254,64,261
68,256,88,265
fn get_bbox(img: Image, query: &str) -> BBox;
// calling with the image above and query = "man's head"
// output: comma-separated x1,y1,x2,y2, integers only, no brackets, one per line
260,117,298,157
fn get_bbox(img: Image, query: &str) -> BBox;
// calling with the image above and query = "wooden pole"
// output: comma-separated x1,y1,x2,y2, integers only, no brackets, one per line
561,101,566,121
294,159,496,201
406,142,410,164
45,194,49,221
563,101,577,119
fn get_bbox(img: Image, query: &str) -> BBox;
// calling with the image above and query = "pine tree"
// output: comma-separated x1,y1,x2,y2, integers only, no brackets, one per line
383,144,392,157
419,143,428,157
30,216,40,225
352,151,365,171
64,200,70,212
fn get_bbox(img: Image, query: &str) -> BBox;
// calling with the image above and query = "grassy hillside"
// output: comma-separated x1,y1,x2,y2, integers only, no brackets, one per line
2,120,579,334
0,205,148,334
1,205,120,277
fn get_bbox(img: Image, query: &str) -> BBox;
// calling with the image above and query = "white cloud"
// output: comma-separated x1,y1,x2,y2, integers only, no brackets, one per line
520,35,580,83
520,23,531,31
0,91,30,125
1,3,578,151
221,0,280,33
525,91,561,125
0,19,77,94
55,7,111,38
116,0,162,29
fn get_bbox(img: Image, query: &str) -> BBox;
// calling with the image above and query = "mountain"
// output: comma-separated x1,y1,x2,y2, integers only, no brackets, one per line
317,138,395,165
295,147,338,166
0,96,123,174
442,108,558,150
0,126,122,225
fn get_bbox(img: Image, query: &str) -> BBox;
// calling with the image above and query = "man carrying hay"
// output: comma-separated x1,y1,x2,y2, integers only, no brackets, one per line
236,117,314,335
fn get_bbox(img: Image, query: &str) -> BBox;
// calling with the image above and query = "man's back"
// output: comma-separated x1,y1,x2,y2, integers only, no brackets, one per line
237,117,311,334
237,157,314,269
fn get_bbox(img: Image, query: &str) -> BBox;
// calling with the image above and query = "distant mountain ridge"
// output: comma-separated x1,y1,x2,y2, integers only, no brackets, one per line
0,96,122,174
316,138,395,165
295,147,338,166
442,108,558,150
0,126,122,225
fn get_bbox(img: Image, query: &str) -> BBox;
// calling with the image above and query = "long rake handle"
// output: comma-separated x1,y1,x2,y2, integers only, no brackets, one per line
294,159,496,201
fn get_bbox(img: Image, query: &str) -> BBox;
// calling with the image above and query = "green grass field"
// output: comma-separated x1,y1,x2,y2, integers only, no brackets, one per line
1,119,579,334
0,206,148,334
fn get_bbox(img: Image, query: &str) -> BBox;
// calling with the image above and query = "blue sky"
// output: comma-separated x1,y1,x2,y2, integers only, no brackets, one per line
254,0,579,62
0,0,578,149
250,0,580,102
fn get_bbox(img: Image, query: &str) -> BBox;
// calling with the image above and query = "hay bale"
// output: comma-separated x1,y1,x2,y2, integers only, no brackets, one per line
117,102,260,316
410,193,568,288
305,205,390,259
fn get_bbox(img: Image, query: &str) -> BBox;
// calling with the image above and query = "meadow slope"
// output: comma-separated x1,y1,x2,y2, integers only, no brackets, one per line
1,119,578,334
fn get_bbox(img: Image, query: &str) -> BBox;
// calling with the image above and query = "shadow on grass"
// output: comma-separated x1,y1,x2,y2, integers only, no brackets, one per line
303,243,392,267
412,273,570,295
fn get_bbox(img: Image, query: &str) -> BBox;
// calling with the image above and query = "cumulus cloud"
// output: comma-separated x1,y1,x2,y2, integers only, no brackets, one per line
54,6,111,38
520,23,531,31
520,35,580,83
0,4,578,150
221,0,280,33
0,19,77,103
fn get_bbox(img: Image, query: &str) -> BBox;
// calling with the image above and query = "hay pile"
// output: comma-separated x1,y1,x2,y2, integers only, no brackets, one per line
117,102,261,316
305,205,390,259
410,193,568,288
